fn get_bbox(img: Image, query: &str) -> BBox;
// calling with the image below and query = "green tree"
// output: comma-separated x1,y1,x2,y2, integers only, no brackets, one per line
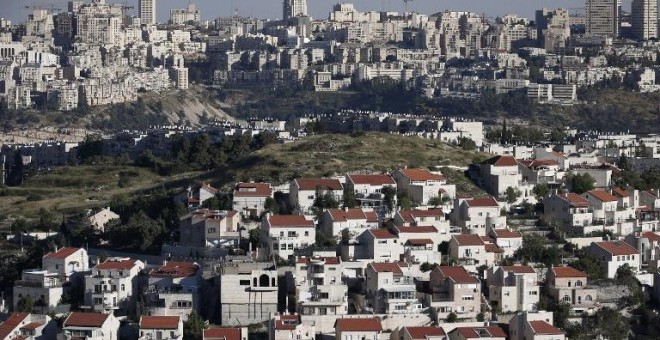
505,187,521,204
570,173,595,194
569,253,605,280
382,186,397,212
183,311,205,340
343,183,357,209
264,197,279,215
428,196,443,207
533,183,550,202
476,312,486,322
397,192,413,210
585,307,629,340
16,295,34,312
457,137,477,150
446,312,458,323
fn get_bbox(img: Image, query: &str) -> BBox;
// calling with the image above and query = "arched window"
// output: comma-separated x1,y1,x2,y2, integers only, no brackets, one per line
585,295,593,301
259,274,270,287
576,280,583,287
568,281,572,287
253,278,257,286
272,277,276,287
562,295,571,302
121,284,125,292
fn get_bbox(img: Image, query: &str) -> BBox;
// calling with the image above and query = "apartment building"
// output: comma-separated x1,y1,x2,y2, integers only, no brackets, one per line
294,256,347,316
393,168,453,205
365,262,421,314
261,215,316,260
144,261,201,320
587,241,640,279
547,266,598,315
232,182,273,218
84,258,145,315
289,178,344,215
427,266,482,319
487,265,539,313
62,312,120,340
219,262,280,325
452,197,503,236
138,316,183,340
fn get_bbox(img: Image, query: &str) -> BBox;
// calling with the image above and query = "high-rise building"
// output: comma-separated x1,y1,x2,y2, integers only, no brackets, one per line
536,8,571,52
585,0,620,37
76,1,123,45
170,3,201,25
283,0,307,20
139,0,156,25
631,0,658,40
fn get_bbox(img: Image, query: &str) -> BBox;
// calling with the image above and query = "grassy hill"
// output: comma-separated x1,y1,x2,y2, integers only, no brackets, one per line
228,132,489,196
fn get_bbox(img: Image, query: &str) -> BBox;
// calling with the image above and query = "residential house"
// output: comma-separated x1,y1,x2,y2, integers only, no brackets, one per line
625,231,660,269
355,229,403,262
294,256,348,316
489,228,523,258
612,187,639,210
509,311,564,340
0,313,55,340
88,208,120,233
365,262,421,314
583,189,635,235
218,262,279,325
183,183,218,210
390,326,446,340
446,326,507,340
179,209,241,247
334,317,383,340
261,214,316,260
204,327,248,340
346,174,397,214
546,266,598,315
449,235,498,268
322,208,379,240
62,312,120,340
587,241,640,279
478,155,532,203
543,193,593,232
518,159,563,185
452,197,504,236
144,261,202,320
84,257,145,315
393,168,455,205
394,208,453,242
290,178,344,215
426,266,482,320
42,246,89,277
487,265,539,313
269,314,315,340
232,182,273,218
138,316,183,340
641,190,660,211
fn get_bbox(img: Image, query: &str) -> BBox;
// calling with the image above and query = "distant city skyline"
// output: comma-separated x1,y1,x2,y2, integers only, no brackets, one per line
1,0,637,24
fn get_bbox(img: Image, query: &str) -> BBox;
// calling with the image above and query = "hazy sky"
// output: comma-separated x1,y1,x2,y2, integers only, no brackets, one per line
1,0,635,23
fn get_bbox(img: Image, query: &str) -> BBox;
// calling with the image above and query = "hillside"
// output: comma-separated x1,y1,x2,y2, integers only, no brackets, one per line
227,132,490,196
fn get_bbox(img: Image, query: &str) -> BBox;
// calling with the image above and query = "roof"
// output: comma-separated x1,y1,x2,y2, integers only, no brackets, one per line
335,318,383,332
44,247,81,259
642,231,660,242
452,234,485,246
612,187,630,198
436,266,479,284
528,320,564,335
233,182,272,197
139,316,180,330
20,322,44,330
551,266,588,278
268,215,314,228
492,229,522,239
398,209,444,223
274,315,300,330
593,241,639,256
404,326,446,339
407,238,434,246
64,312,110,328
369,262,403,275
485,243,504,253
149,261,199,278
294,178,343,191
0,313,29,339
95,258,138,271
204,327,242,340
586,190,618,202
452,326,507,338
400,169,445,181
296,256,340,265
481,155,518,167
519,159,559,168
348,174,396,186
557,192,591,208
200,183,218,194
501,265,535,274
328,208,369,222
369,229,397,239
396,226,438,233
465,197,499,207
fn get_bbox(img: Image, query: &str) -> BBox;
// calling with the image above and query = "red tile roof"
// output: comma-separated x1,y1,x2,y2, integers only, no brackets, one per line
396,226,438,233
200,183,219,194
268,215,314,228
369,229,397,239
20,322,43,330
452,234,485,246
558,193,591,207
149,261,200,278
551,266,588,278
404,326,446,339
519,159,559,168
204,327,242,340
465,197,499,207
485,243,504,253
612,187,630,198
95,258,139,271
398,209,444,223
586,190,618,202
294,178,343,191
44,247,81,259
64,312,110,328
453,326,507,338
364,211,379,223
328,208,369,222
481,155,518,167
407,238,434,246
437,266,479,284
643,232,660,242
140,316,180,330
233,183,272,197
335,318,383,332
528,320,564,335
296,256,340,265
593,241,639,256
348,174,396,186
369,262,403,274
501,265,535,274
0,313,29,339
400,169,445,181
492,229,522,238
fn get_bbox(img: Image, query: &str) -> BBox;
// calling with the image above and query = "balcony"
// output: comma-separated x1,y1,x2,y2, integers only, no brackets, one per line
15,280,63,288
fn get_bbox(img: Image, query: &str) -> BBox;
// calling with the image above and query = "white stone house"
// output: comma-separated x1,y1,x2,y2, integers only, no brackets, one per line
355,229,403,262
144,261,202,320
322,208,379,239
294,256,347,316
138,315,183,340
365,262,421,314
261,214,316,260
334,317,383,340
487,265,539,313
84,258,145,315
393,168,455,205
587,241,640,279
62,312,120,340
290,178,344,215
452,197,503,236
232,182,273,218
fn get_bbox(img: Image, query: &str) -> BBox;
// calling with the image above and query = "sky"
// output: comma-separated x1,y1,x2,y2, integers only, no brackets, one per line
1,0,635,24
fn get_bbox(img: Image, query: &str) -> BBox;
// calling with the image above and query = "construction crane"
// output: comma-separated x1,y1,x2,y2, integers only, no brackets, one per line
403,0,414,14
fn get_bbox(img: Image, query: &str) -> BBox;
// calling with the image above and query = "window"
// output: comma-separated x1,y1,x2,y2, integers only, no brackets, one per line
304,231,309,236
378,240,387,244
288,244,294,250
239,280,250,286
121,284,125,292
273,243,278,250
562,295,571,302
280,244,286,250
576,280,583,287
208,228,216,233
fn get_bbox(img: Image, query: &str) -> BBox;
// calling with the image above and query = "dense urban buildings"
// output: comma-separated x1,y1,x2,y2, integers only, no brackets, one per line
631,0,659,40
585,0,620,37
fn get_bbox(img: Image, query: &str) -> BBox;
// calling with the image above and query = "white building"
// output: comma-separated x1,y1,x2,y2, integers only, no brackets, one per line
139,0,157,25
290,178,344,215
261,215,316,260
322,208,379,239
62,312,120,340
138,316,183,340
232,182,273,218
219,262,279,325
365,262,421,314
84,258,145,315
0,313,55,340
334,317,383,340
393,169,454,205
144,261,201,320
587,241,640,279
294,256,348,316
487,265,540,313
